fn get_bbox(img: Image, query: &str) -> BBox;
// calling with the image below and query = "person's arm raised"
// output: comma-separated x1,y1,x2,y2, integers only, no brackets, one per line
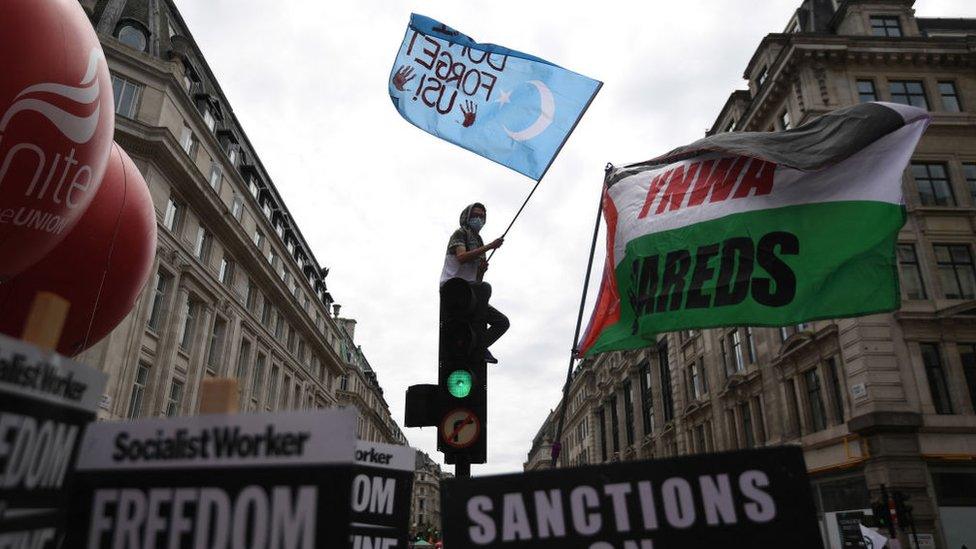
454,238,503,263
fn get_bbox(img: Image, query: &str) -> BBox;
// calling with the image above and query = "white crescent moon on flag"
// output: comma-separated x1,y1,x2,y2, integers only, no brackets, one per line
504,80,555,142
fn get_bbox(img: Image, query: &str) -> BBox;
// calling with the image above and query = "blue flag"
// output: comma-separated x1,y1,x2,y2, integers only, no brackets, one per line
389,14,602,181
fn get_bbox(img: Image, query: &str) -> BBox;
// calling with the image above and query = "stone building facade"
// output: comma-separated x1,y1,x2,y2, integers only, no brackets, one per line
410,451,447,540
72,0,404,444
527,2,976,548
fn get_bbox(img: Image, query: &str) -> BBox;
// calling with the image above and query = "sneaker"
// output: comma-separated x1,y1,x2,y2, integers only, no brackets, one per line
484,349,498,364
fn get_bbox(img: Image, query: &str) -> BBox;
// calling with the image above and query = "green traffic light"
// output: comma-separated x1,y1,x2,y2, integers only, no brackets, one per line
447,369,473,398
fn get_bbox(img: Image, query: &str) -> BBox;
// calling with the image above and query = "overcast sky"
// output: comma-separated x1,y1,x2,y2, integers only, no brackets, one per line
172,0,976,475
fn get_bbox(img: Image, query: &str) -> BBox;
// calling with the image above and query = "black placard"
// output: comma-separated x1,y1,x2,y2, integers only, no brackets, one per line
838,511,868,549
0,335,107,547
63,409,356,549
350,441,416,548
441,446,822,549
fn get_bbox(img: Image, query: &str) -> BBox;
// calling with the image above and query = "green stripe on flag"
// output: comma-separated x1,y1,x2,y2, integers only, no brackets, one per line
586,200,906,356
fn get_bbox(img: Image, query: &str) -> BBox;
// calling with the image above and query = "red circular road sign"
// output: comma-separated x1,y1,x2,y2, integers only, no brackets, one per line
440,408,481,449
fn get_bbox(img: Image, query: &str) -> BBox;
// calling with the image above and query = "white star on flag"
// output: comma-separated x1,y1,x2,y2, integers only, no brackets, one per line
496,89,511,105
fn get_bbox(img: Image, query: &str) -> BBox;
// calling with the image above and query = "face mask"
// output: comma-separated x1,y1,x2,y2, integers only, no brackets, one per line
468,218,485,232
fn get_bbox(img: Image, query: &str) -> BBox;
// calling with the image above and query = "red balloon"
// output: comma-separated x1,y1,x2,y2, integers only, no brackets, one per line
0,0,115,280
0,143,157,356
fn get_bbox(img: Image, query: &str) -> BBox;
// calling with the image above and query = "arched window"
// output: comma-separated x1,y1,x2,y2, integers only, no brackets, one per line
117,24,148,52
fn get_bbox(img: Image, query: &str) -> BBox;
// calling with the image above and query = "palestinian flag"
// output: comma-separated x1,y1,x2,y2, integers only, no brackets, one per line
578,102,930,357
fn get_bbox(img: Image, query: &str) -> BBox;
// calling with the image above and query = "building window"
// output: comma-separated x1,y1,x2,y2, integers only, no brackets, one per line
208,163,222,190
261,297,272,326
726,411,739,449
127,364,150,418
111,75,142,118
249,177,260,198
756,65,768,88
920,343,953,414
889,81,928,110
219,257,235,285
780,109,792,130
731,330,746,373
609,396,620,454
639,361,654,436
964,163,976,204
623,380,635,446
934,244,976,299
206,318,227,372
856,79,877,103
246,280,257,311
689,359,706,400
938,82,961,112
752,396,767,443
339,375,349,391
746,328,757,361
267,365,280,409
179,125,197,156
251,353,266,402
274,313,285,338
165,379,184,417
146,270,170,332
779,326,790,343
232,193,244,220
236,339,251,383
117,24,148,51
786,378,802,436
658,340,674,422
957,344,976,413
262,200,273,219
694,424,707,453
740,402,755,448
825,357,846,423
870,15,902,37
178,297,197,352
253,230,264,249
912,163,954,206
804,369,828,432
203,109,217,132
228,148,238,166
596,407,607,462
287,328,297,353
194,227,212,262
163,198,184,232
724,119,736,133
897,244,927,299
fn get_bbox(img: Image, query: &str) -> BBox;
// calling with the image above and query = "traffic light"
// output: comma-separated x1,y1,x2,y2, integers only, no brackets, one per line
403,278,489,466
437,278,489,465
871,499,891,530
892,491,914,529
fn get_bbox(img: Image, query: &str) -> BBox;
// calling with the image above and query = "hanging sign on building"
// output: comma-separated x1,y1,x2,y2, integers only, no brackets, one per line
441,446,821,549
0,334,107,547
64,408,357,549
350,440,416,549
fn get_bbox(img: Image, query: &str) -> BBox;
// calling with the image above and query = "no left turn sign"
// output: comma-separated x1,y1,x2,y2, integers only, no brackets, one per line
440,408,480,448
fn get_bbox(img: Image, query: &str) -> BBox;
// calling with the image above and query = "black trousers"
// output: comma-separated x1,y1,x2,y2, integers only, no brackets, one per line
471,281,509,348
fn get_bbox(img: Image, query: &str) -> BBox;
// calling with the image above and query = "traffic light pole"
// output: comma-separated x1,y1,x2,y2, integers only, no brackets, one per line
455,457,470,479
881,484,897,539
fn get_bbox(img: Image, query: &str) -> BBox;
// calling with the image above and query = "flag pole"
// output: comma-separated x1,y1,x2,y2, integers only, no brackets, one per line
486,178,542,262
551,163,611,467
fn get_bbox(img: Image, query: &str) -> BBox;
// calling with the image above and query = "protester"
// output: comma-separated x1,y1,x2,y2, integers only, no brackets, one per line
440,203,509,363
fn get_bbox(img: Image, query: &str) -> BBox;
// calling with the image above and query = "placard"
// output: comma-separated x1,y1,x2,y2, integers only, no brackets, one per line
65,408,356,549
350,440,416,548
441,446,822,549
0,334,107,547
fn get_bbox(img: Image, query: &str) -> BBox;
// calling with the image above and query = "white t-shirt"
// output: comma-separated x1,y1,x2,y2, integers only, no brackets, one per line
440,253,479,286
